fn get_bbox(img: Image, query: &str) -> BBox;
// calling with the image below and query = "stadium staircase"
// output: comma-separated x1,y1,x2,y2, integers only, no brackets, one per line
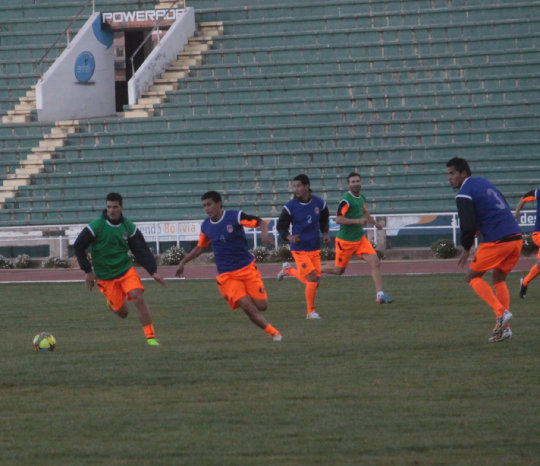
0,0,538,226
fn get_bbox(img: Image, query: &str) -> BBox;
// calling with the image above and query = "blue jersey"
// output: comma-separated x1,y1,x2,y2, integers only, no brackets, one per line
456,177,521,242
199,210,254,274
283,195,327,251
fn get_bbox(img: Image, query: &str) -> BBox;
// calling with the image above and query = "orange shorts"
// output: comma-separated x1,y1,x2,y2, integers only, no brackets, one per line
291,250,321,280
533,231,540,259
216,261,267,309
470,239,523,274
97,267,144,312
334,236,376,268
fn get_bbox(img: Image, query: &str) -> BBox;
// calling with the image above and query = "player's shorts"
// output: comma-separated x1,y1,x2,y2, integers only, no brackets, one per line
533,231,540,258
334,236,376,268
216,260,267,309
97,266,144,312
470,237,523,274
291,250,321,279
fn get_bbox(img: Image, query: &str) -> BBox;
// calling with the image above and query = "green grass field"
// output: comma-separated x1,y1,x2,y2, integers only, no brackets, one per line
1,273,539,465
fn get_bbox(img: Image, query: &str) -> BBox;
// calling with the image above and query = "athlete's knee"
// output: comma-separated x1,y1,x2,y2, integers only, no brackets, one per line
115,307,128,319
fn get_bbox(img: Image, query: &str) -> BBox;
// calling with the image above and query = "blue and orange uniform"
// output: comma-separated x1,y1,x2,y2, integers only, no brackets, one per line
456,177,522,321
197,210,268,309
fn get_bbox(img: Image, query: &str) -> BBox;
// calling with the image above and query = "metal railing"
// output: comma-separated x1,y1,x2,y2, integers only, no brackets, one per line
37,0,95,75
129,0,185,77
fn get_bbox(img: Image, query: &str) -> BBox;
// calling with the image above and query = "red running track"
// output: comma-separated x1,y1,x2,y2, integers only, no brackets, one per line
0,257,536,283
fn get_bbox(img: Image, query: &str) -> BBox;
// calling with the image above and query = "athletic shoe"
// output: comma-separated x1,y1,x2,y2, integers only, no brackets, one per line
492,310,513,336
277,262,291,281
147,338,161,346
306,311,321,319
519,277,527,299
489,326,512,343
376,292,394,304
272,334,282,342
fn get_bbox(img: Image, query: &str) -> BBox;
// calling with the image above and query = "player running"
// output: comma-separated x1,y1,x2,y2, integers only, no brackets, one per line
514,188,540,298
176,191,282,341
321,172,394,304
74,192,166,346
446,157,522,343
276,174,330,319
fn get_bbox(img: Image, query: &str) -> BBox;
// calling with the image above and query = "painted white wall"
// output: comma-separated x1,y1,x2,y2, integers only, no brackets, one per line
128,7,195,105
36,13,115,122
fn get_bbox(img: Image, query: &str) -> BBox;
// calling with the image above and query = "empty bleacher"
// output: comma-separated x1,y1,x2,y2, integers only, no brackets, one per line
0,0,538,226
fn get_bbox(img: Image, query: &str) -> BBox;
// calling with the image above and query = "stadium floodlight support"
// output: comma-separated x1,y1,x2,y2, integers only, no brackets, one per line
37,0,95,76
129,0,185,78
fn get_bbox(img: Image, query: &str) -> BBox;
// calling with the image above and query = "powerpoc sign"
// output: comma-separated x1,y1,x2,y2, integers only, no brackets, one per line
102,9,185,30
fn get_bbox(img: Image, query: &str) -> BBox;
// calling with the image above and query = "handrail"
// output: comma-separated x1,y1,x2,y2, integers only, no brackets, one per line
129,0,185,77
37,0,95,75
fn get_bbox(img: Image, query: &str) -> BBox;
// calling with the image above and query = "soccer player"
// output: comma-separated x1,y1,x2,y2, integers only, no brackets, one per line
514,188,540,298
446,157,522,342
74,192,166,346
276,174,330,319
175,191,282,341
321,172,394,304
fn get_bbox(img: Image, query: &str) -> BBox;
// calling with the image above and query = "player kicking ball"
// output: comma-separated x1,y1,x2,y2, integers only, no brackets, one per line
74,192,166,346
176,191,282,341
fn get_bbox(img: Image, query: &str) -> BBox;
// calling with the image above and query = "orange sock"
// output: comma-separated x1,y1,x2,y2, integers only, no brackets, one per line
523,264,540,287
287,266,307,284
493,282,510,310
305,281,317,314
143,323,155,339
469,277,505,317
264,323,280,337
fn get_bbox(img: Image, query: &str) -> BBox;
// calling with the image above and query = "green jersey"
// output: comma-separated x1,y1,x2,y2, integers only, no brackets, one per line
336,191,367,242
87,216,137,279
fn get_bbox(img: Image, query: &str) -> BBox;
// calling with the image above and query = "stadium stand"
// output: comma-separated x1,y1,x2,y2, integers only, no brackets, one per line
0,0,538,226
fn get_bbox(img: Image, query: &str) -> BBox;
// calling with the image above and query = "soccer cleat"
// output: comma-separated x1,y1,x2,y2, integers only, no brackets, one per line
147,338,161,346
376,292,394,304
277,262,291,281
492,310,513,336
519,277,527,299
306,311,321,320
489,326,512,343
272,334,283,342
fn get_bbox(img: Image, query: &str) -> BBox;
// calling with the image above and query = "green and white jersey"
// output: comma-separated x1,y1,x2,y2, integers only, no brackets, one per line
336,191,367,242
87,216,137,279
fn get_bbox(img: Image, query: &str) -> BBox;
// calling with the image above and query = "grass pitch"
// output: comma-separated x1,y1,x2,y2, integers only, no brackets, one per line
1,273,539,465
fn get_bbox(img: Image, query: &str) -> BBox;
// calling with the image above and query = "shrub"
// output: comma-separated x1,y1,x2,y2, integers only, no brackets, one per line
320,247,335,261
0,255,13,269
431,238,457,259
15,254,32,268
269,245,293,262
522,233,539,256
42,256,69,268
161,245,186,265
250,247,270,263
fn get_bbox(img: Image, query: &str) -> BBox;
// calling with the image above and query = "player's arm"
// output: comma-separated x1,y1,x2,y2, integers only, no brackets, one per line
456,195,478,268
73,227,97,290
240,212,272,245
363,205,383,230
128,229,166,287
319,204,331,243
514,190,535,219
175,233,210,277
277,207,299,243
335,201,365,225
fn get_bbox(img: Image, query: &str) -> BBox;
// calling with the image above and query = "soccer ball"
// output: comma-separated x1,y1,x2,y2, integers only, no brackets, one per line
33,332,56,352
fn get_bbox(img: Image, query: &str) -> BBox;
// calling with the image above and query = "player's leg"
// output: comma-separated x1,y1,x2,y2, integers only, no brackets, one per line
520,232,540,297
357,237,393,303
236,296,281,340
122,268,159,345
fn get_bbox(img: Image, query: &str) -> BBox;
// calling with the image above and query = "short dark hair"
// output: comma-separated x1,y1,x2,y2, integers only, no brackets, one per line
106,192,123,206
201,190,222,203
446,157,471,177
347,172,361,182
293,174,310,186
